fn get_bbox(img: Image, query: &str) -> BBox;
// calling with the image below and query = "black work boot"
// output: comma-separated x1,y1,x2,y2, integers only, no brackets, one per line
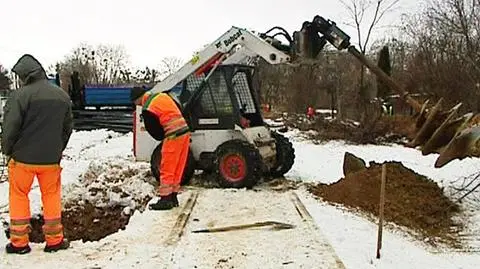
149,194,177,210
44,238,70,253
5,243,31,254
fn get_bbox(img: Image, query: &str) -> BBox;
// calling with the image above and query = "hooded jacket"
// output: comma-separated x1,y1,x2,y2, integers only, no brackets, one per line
1,54,73,164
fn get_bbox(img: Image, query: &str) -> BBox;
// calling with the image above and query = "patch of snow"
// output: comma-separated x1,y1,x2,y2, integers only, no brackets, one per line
264,118,285,127
62,158,154,211
169,189,344,269
316,108,337,114
299,189,480,269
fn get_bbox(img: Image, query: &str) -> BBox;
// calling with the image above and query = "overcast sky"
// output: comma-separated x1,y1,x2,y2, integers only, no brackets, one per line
0,0,421,71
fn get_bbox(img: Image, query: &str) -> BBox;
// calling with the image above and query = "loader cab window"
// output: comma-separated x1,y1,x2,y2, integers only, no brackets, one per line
201,71,233,117
231,69,263,127
185,70,235,130
232,72,256,114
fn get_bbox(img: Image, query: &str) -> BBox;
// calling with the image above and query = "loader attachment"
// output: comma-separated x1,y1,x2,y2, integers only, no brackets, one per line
435,126,480,167
292,15,480,168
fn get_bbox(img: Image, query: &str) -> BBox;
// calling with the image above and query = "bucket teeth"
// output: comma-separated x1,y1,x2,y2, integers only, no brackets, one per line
435,125,480,168
409,98,445,148
421,107,468,155
410,99,480,168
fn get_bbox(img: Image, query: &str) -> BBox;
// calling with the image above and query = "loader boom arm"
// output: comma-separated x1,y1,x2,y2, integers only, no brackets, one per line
150,26,291,94
346,46,423,113
302,15,425,112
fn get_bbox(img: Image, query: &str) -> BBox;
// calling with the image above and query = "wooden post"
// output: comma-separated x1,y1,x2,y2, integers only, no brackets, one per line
376,163,387,259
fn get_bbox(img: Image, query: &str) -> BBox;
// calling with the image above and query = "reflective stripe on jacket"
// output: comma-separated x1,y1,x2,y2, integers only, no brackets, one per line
141,92,189,139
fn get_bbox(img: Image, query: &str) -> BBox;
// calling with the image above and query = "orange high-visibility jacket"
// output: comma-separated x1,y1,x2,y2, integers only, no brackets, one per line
141,92,189,141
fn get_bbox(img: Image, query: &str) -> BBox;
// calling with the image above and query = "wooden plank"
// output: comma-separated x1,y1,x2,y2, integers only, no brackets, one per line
165,191,199,245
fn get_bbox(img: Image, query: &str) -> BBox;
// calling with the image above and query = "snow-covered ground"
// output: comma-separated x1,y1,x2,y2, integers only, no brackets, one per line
282,128,480,269
0,127,479,269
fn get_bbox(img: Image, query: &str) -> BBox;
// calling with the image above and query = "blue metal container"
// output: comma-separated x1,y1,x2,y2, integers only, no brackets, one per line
83,85,132,106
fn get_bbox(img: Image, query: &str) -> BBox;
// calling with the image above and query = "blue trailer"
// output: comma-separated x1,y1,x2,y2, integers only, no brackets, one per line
80,84,183,109
83,85,133,107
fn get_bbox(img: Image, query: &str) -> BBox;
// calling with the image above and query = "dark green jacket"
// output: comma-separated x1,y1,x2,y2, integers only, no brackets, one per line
1,54,73,164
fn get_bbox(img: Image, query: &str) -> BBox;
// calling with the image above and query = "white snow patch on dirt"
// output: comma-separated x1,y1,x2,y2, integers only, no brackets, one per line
62,158,155,211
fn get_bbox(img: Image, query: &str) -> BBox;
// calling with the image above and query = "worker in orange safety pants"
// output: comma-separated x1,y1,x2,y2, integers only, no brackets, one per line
1,54,73,254
130,87,191,210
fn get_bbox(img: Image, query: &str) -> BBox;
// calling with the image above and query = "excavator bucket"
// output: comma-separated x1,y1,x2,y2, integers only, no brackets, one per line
408,98,446,148
342,46,480,167
435,125,480,167
405,97,478,167
422,110,472,155
414,99,430,129
392,93,480,167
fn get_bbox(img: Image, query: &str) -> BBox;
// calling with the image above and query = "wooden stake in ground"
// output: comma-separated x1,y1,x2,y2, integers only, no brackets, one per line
376,163,387,259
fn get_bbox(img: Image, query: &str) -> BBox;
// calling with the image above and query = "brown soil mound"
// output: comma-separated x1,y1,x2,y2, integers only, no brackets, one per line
28,200,140,243
308,161,461,244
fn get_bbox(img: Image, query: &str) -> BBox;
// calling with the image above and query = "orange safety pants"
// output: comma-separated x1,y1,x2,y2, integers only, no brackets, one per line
8,159,64,247
158,133,191,196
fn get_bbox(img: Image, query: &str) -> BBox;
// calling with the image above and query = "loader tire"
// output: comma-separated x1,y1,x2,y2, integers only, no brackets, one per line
150,142,195,186
214,140,263,189
267,131,295,178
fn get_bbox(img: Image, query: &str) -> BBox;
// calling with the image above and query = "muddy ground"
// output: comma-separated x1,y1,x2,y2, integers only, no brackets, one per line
28,202,132,243
308,161,461,246
24,160,156,243
283,114,417,145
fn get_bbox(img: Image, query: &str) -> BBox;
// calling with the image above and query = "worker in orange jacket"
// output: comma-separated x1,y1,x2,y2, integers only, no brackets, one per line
130,87,191,210
1,54,72,254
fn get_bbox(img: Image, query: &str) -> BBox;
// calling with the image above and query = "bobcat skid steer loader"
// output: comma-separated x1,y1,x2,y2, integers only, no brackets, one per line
133,26,297,189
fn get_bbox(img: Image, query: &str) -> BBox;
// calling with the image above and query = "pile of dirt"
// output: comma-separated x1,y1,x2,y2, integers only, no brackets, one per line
308,161,461,245
29,202,132,243
23,159,156,243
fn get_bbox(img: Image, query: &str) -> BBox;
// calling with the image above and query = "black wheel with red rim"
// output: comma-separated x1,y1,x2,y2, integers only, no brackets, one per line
264,131,295,179
214,140,263,188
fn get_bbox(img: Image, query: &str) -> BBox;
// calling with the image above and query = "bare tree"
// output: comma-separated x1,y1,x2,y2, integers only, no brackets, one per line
129,66,160,85
400,0,480,111
57,43,131,86
425,0,480,74
0,64,12,94
340,0,401,54
339,0,401,123
158,56,183,80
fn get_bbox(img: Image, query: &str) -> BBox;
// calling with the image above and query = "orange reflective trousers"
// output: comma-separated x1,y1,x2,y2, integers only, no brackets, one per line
8,159,64,247
158,133,191,196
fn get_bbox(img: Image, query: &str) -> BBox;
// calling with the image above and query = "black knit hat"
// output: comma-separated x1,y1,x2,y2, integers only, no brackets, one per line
130,86,146,102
